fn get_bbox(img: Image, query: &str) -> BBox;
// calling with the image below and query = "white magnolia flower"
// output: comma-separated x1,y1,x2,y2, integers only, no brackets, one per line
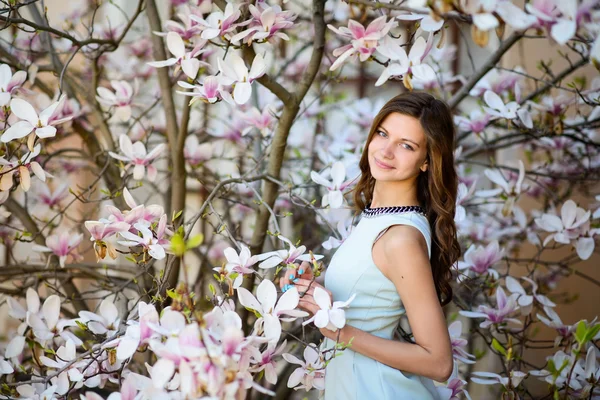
213,244,270,288
25,294,80,345
396,12,443,32
471,370,527,389
375,35,435,88
483,90,532,129
310,161,354,208
77,297,121,335
95,80,137,122
118,218,169,260
147,31,205,79
217,52,266,105
302,286,356,332
282,344,325,391
2,95,72,145
39,339,85,395
534,200,595,260
258,235,323,269
476,160,528,216
0,144,51,192
0,64,27,106
237,279,308,341
505,276,556,315
108,134,165,181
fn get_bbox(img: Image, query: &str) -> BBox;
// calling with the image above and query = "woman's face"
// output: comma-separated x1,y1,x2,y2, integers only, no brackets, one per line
367,112,428,182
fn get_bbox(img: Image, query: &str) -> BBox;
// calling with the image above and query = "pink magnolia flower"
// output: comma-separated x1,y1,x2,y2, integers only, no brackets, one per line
147,32,207,79
37,182,70,208
302,287,356,332
230,3,296,45
282,344,325,391
156,6,204,41
448,321,476,365
1,95,72,146
84,220,130,261
0,64,27,106
177,75,224,105
437,377,472,400
217,53,266,105
32,231,83,267
241,104,276,136
108,134,165,181
536,305,573,345
454,109,491,135
328,16,395,71
96,80,137,122
114,302,159,361
117,215,169,260
103,187,165,228
459,287,522,328
248,339,287,385
191,3,243,40
457,240,505,279
469,68,524,97
258,235,324,269
214,244,268,288
183,134,213,166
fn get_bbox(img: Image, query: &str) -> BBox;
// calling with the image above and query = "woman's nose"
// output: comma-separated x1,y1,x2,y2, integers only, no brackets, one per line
381,142,394,159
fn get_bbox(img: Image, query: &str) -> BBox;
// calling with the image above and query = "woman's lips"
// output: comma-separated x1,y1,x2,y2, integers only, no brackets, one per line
374,158,395,170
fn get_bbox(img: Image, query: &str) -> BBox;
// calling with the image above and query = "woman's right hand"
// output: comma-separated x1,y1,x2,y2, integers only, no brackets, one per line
279,261,314,293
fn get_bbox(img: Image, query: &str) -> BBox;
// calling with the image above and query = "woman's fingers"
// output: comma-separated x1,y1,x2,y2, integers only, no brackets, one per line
297,261,314,279
281,266,301,292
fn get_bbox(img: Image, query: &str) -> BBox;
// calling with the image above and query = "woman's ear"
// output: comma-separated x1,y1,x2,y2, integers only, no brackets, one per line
420,159,428,173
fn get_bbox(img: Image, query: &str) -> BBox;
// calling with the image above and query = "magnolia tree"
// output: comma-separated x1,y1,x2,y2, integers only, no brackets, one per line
0,0,599,398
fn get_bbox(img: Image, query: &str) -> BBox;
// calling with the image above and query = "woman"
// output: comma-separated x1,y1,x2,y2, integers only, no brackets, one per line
281,92,461,399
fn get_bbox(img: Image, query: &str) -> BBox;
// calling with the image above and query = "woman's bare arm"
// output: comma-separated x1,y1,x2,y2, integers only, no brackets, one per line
333,224,453,382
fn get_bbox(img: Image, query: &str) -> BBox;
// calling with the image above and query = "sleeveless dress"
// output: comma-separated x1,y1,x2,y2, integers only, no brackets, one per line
321,209,441,400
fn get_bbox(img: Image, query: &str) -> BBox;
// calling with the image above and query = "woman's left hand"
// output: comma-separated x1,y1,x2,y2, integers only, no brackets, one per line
293,279,340,341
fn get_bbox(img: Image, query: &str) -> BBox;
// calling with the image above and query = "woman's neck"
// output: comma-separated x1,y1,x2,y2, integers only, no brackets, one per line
369,180,419,208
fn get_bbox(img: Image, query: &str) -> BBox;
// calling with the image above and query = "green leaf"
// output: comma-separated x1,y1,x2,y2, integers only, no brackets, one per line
186,233,204,249
170,233,186,257
491,338,507,356
575,320,587,344
172,209,183,222
584,323,600,344
209,283,216,295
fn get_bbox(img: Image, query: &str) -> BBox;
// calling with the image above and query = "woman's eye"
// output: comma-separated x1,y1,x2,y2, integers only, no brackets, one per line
401,143,414,151
377,130,386,137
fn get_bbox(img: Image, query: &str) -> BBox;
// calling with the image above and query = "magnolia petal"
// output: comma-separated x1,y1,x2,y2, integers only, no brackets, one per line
576,237,594,260
1,120,34,142
10,98,38,124
233,81,252,105
166,32,185,58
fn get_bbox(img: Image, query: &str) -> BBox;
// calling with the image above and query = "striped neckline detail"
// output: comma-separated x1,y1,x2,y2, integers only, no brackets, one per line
361,205,426,218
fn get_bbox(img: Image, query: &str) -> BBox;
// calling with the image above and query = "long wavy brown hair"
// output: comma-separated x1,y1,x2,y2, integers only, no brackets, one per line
351,92,460,306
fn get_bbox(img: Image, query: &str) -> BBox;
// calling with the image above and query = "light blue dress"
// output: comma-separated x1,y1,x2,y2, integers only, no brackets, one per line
322,210,441,400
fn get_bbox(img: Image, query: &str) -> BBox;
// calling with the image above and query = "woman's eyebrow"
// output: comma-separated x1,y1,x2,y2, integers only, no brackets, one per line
378,125,421,148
